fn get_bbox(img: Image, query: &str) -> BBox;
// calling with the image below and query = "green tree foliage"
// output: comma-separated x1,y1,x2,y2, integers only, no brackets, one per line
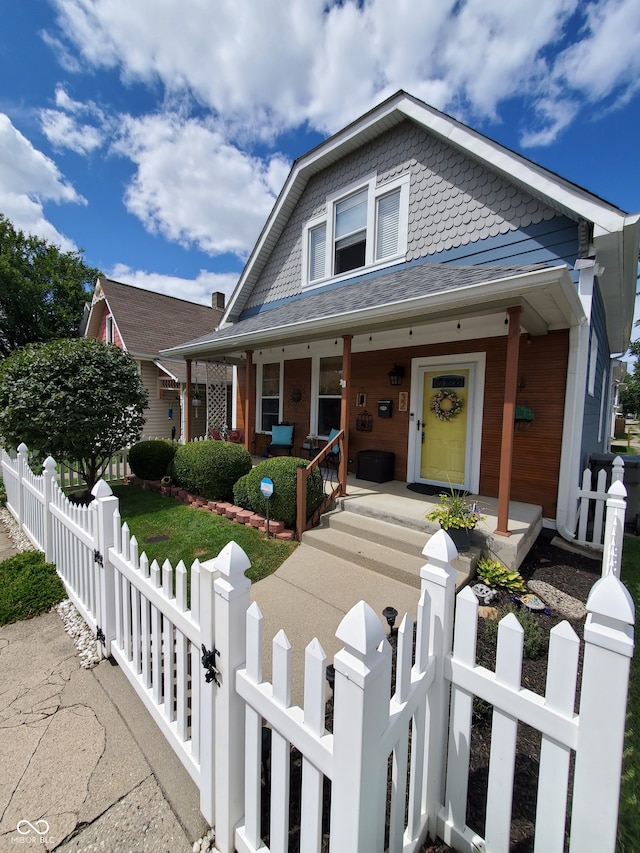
0,214,100,357
620,340,640,417
0,338,148,493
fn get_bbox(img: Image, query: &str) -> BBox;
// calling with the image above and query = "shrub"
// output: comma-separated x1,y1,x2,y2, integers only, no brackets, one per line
484,604,545,659
476,556,526,593
0,551,65,625
128,439,177,481
172,440,252,501
233,457,324,529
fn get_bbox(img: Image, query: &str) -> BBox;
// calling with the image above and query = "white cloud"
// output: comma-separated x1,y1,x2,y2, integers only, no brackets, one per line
0,113,84,250
108,263,239,305
112,113,290,258
39,85,107,154
49,0,640,148
40,109,104,154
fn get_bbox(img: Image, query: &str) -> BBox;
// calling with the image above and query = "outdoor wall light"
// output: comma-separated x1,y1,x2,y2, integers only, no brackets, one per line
382,606,398,633
388,365,405,386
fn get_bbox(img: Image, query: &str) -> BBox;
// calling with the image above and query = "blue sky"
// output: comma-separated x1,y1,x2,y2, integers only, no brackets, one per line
1,0,639,322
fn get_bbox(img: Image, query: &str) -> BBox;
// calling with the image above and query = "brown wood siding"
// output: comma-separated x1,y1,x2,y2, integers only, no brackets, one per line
235,331,568,517
347,331,568,518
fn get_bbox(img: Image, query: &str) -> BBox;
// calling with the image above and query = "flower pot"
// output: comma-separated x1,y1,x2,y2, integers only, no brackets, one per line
443,525,472,551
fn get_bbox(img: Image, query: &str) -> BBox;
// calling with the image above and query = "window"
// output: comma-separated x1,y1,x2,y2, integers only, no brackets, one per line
105,315,114,344
588,331,598,396
260,362,281,432
317,356,342,436
303,173,409,286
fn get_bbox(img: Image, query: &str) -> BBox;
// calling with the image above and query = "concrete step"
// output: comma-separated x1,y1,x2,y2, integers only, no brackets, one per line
302,508,478,590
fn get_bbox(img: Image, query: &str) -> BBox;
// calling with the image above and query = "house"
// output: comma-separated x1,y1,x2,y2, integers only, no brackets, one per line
163,91,639,544
85,277,228,441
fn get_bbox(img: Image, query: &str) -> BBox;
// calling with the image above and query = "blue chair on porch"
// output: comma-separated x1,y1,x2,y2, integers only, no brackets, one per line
325,428,341,471
265,423,295,457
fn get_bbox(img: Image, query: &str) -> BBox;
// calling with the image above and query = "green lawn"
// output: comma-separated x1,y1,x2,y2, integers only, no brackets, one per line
619,536,640,852
112,484,297,584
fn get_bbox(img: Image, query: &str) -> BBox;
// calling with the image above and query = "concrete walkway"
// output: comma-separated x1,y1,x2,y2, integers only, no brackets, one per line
0,507,428,850
0,520,207,852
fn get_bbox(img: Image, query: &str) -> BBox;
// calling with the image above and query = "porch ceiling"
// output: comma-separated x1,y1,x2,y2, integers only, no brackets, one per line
162,262,582,363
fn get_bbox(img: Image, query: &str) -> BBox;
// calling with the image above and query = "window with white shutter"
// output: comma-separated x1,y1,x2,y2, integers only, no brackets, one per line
302,172,409,287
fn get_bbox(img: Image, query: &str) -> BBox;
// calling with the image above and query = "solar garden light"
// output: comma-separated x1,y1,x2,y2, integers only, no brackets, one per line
325,664,335,692
382,606,398,634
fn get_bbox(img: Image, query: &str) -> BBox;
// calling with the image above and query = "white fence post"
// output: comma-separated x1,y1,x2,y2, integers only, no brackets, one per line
42,456,57,563
330,600,391,853
198,554,218,827
92,479,120,655
16,442,27,529
420,529,458,840
601,480,627,578
212,542,251,853
569,573,635,853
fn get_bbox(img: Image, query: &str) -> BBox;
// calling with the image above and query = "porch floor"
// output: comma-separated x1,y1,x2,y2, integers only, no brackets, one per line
336,473,543,570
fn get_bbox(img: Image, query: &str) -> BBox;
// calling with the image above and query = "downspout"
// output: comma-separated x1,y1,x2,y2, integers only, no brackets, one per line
555,260,596,539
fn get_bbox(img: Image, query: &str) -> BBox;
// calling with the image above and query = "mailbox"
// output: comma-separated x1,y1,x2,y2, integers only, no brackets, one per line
378,399,392,418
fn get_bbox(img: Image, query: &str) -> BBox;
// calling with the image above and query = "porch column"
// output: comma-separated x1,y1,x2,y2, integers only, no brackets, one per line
495,306,521,536
339,335,352,497
244,350,254,454
185,359,192,443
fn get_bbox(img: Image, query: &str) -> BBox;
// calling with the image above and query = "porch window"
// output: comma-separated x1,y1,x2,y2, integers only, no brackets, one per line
260,362,281,432
318,356,342,437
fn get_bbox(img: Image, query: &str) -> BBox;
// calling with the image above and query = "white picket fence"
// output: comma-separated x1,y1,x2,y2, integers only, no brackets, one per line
1,442,635,853
576,455,625,549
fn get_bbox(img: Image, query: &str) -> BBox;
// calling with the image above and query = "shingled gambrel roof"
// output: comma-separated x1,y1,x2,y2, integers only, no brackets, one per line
220,90,639,353
85,277,222,358
164,260,582,361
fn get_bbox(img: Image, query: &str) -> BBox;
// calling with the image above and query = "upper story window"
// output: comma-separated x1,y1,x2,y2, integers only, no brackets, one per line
302,173,409,287
105,315,114,344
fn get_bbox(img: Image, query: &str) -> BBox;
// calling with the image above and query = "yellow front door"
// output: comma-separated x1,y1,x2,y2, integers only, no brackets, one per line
419,370,469,486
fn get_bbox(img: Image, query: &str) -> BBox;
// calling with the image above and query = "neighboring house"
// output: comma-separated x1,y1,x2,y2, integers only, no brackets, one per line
163,91,639,542
85,277,229,441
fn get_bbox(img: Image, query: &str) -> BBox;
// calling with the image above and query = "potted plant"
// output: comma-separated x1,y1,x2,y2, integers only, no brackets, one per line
514,405,535,430
426,489,485,550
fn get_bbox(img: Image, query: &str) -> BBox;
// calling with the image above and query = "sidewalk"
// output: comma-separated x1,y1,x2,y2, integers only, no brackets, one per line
0,511,427,850
0,519,207,852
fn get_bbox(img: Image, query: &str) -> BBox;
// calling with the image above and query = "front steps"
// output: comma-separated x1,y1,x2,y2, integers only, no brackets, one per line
301,505,479,590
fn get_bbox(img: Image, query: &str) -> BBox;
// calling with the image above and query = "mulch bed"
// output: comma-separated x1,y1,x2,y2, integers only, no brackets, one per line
422,531,603,853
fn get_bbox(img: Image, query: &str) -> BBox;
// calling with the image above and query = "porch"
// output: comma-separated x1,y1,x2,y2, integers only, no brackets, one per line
320,471,543,572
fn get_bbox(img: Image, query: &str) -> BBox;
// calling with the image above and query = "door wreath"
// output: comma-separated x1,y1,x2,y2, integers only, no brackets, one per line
430,389,463,421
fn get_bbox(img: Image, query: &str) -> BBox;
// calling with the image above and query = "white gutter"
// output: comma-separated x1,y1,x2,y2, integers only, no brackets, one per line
555,261,596,539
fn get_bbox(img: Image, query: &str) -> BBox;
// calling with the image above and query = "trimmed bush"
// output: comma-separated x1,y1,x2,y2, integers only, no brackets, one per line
128,439,177,481
233,457,324,529
0,551,65,625
172,440,252,501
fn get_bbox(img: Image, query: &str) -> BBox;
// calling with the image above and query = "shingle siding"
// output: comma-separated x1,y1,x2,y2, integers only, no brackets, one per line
245,120,563,310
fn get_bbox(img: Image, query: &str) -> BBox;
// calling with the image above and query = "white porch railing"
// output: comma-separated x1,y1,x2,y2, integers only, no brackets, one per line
1,441,634,853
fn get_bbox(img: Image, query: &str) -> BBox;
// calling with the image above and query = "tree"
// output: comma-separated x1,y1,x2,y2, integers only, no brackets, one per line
0,214,101,357
620,340,640,417
0,338,148,493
